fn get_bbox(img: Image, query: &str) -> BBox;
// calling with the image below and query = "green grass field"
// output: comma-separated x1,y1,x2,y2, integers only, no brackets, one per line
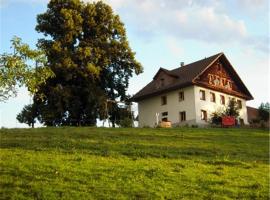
0,127,269,199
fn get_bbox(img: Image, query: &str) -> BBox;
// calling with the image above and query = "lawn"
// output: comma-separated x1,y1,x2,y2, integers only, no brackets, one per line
0,127,269,199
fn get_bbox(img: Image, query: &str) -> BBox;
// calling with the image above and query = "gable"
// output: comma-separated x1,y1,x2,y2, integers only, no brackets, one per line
194,56,253,100
153,68,177,89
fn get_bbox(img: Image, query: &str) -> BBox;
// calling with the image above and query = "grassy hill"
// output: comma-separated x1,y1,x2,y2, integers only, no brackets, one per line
0,127,269,199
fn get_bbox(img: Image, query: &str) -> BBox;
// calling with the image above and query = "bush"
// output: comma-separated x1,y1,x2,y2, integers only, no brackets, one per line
211,111,223,125
119,117,133,128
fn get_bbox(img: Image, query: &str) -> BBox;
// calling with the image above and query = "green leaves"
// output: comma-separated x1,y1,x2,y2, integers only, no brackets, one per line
0,36,55,101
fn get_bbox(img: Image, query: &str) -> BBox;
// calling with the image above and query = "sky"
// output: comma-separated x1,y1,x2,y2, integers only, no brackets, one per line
0,0,269,128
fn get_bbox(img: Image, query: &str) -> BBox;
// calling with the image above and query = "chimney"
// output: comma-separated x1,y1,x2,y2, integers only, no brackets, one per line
180,62,184,67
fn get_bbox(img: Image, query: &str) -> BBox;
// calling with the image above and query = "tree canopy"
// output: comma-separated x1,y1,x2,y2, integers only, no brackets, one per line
31,0,142,126
258,102,270,122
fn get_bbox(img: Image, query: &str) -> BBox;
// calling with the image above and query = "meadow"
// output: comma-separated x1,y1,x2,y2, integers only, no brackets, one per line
0,127,269,199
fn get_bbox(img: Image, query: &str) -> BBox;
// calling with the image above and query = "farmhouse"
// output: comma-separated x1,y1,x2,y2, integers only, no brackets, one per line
131,52,253,127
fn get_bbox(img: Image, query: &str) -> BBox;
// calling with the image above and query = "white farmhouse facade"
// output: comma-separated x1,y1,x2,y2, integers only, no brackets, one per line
131,53,253,127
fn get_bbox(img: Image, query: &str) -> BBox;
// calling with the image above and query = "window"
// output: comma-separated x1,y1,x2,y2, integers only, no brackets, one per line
179,91,184,101
161,96,167,105
200,90,206,100
179,111,186,122
220,95,225,105
162,112,168,122
160,78,165,87
162,112,168,116
201,110,207,121
210,92,216,103
237,100,242,109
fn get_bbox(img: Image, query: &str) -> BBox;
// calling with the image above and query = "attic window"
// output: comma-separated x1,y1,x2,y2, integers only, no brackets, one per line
160,78,165,87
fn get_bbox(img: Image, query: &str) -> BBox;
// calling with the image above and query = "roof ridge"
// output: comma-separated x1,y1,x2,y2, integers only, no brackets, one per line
169,52,223,72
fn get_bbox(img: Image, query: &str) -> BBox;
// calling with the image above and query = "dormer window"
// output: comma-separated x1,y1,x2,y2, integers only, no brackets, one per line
160,78,165,87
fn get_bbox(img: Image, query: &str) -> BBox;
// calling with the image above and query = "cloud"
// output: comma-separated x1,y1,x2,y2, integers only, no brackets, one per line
101,0,268,53
166,37,184,58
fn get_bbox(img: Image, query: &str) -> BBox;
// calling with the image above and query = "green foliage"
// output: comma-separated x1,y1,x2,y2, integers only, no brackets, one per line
0,127,269,199
258,102,270,121
0,37,54,101
33,0,142,126
211,111,223,125
119,117,133,127
210,99,240,125
107,102,133,127
224,99,240,117
16,104,38,128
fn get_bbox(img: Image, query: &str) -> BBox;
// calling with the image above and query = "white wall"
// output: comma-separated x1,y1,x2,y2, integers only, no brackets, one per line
193,86,248,125
138,86,196,127
138,85,249,127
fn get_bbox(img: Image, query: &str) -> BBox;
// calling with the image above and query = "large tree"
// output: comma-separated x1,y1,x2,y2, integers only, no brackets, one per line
34,0,142,126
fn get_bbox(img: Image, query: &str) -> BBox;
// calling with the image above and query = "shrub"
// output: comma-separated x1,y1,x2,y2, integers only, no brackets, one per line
119,117,133,128
211,111,223,125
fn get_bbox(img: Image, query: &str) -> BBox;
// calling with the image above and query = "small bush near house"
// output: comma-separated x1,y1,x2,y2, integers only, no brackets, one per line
119,117,133,128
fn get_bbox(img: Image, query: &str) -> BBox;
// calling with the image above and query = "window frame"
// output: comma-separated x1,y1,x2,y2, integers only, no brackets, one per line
161,96,167,105
201,110,207,121
179,91,184,102
220,95,225,105
237,100,242,109
179,111,186,122
160,78,165,87
210,92,216,103
161,111,168,122
199,90,206,101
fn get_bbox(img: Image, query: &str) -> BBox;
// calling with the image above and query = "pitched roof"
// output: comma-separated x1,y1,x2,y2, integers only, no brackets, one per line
131,52,223,101
131,52,253,102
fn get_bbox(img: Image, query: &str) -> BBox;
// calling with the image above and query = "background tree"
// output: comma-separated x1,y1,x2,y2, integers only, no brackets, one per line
34,0,142,126
0,37,54,101
16,104,38,128
258,102,270,121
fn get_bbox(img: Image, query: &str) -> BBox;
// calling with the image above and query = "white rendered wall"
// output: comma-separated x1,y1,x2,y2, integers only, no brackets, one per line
193,86,248,125
138,86,196,127
137,85,249,127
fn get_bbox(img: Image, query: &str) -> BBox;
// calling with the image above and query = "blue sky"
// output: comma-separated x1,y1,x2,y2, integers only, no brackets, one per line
0,0,269,128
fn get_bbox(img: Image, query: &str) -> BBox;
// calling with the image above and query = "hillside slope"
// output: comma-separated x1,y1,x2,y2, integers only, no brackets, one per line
0,127,269,199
